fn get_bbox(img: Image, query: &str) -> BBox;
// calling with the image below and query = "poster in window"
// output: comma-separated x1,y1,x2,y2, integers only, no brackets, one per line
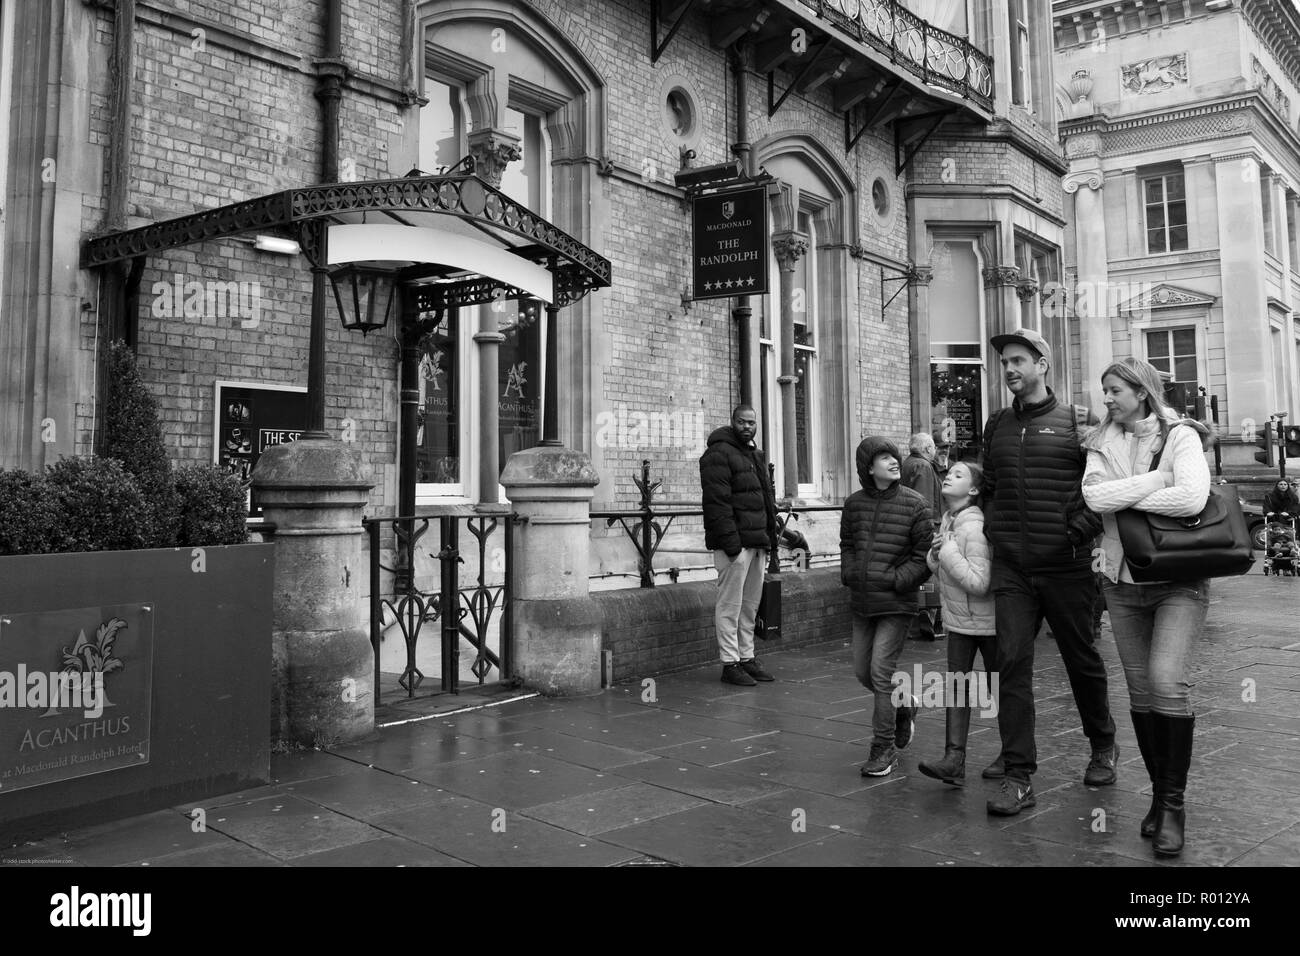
498,300,541,472
214,383,307,518
930,364,983,463
417,311,460,485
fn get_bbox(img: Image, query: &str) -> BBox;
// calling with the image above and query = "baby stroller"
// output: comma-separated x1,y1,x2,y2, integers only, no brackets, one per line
1262,511,1298,576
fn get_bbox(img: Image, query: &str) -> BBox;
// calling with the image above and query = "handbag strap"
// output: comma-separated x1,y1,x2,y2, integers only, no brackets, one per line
1146,420,1180,473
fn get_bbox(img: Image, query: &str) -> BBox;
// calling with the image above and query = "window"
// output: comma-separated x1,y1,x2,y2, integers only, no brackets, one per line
1009,0,1032,109
1146,328,1197,384
1143,171,1188,254
927,238,986,461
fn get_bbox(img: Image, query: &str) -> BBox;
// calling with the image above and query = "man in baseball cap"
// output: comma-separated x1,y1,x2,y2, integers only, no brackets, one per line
978,326,1113,817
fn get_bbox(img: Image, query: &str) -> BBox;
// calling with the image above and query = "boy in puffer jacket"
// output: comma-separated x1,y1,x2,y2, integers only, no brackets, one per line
840,436,934,777
917,461,997,787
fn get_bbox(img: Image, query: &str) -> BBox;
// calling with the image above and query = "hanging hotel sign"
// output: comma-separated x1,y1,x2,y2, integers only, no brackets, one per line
692,186,768,300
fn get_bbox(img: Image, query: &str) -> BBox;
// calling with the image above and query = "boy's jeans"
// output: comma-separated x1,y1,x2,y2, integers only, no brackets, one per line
851,614,911,745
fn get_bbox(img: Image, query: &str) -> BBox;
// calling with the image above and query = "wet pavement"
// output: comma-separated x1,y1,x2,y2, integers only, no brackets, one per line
5,574,1298,867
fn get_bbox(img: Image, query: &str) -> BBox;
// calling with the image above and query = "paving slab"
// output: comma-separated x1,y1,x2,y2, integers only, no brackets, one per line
598,802,829,867
521,783,708,836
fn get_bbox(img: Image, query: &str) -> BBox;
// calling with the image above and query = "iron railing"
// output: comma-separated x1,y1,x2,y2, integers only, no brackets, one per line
800,0,995,110
363,508,513,699
590,460,841,587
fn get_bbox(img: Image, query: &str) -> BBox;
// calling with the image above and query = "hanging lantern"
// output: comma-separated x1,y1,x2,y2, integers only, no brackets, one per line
328,263,400,335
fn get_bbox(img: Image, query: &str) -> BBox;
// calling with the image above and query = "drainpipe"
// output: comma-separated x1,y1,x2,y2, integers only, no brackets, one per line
729,43,754,409
305,0,347,438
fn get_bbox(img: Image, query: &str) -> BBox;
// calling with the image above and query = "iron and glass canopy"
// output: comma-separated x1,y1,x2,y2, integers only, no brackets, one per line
80,170,612,312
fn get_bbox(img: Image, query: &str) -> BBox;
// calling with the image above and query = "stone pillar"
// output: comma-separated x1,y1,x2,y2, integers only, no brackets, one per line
1064,170,1109,410
252,438,375,746
467,128,523,504
1215,153,1271,429
772,231,808,499
909,264,934,436
501,446,603,696
1274,175,1296,418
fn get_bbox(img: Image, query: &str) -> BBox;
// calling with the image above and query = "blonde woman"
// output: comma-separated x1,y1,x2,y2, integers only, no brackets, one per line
1081,357,1211,858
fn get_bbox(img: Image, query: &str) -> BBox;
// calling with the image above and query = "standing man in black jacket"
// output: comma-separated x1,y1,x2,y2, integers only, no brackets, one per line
980,328,1117,816
700,405,779,686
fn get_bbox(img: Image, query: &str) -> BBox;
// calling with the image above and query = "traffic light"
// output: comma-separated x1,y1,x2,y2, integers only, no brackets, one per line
1255,425,1274,466
1285,425,1300,460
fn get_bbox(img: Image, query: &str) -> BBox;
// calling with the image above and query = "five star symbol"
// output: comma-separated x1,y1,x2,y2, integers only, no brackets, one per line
702,276,758,292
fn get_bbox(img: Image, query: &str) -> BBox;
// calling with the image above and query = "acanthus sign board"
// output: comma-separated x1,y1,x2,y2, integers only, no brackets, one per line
692,186,768,300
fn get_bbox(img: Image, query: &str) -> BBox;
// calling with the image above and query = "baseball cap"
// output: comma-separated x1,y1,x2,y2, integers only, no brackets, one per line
990,327,1052,366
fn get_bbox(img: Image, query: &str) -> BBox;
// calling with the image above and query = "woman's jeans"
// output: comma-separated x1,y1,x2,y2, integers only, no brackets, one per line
851,614,911,745
1102,578,1209,717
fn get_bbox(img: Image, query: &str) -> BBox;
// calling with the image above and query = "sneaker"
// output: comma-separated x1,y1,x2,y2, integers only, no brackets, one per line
981,756,1005,780
861,742,898,777
894,695,918,750
740,658,774,682
721,663,756,686
987,777,1036,816
1083,743,1119,786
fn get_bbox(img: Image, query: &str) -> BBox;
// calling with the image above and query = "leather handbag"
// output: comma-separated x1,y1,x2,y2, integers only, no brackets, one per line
1115,425,1254,582
754,573,782,641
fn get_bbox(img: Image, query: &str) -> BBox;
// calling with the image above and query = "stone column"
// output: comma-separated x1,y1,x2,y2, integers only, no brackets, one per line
501,446,603,696
1064,170,1109,410
467,129,523,503
252,439,375,746
1274,175,1297,418
1215,153,1271,430
772,231,808,499
909,264,934,436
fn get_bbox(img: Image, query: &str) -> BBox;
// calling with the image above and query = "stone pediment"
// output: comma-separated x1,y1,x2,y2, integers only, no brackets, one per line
1117,283,1216,312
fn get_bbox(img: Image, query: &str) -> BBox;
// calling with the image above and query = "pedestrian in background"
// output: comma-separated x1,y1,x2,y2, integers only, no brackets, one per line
1263,478,1299,518
979,328,1115,817
840,436,933,777
903,431,946,640
917,460,996,787
700,405,778,687
1082,357,1212,857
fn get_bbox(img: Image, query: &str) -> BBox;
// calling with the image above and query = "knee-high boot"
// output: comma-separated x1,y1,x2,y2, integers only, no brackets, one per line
918,706,969,786
1130,710,1159,838
1151,713,1195,857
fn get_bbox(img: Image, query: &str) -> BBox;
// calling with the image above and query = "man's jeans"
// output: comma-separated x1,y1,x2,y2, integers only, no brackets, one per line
851,614,911,746
1103,578,1208,717
713,548,766,663
993,563,1115,782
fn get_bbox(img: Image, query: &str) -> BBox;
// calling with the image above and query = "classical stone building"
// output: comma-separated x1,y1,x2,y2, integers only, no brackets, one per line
1054,0,1300,465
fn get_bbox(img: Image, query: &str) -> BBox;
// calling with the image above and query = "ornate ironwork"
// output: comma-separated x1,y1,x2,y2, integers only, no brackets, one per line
364,510,513,699
81,172,612,308
801,0,994,111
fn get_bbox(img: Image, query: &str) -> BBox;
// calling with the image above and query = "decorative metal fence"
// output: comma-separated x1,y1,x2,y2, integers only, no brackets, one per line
801,0,995,109
363,507,513,699
590,460,841,588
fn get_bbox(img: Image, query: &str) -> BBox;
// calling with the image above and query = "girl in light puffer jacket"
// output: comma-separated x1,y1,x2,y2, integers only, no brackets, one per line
916,461,997,787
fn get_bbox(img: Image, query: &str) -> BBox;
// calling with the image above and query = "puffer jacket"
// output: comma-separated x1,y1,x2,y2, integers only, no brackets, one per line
979,388,1103,573
925,503,995,636
700,426,777,556
901,452,942,525
840,437,934,618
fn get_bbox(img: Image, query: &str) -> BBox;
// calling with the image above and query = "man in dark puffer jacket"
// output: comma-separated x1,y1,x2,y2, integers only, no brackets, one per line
979,327,1116,817
840,436,934,776
700,405,778,686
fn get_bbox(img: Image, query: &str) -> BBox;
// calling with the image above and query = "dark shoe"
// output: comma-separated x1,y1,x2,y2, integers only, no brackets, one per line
740,658,774,682
861,742,898,777
1131,710,1160,839
894,694,918,750
1152,713,1195,858
1084,742,1119,786
721,663,756,687
987,777,1036,816
981,756,1006,780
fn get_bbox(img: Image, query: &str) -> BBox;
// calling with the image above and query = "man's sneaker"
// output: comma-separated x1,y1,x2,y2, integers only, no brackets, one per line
740,658,774,682
895,695,919,750
860,742,898,777
981,757,1006,779
987,778,1036,816
721,663,756,687
1084,743,1119,786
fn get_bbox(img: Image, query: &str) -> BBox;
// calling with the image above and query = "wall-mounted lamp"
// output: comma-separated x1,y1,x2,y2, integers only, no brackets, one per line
252,235,302,255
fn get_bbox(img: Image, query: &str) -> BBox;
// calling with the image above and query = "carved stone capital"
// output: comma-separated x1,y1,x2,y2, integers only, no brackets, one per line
910,265,934,286
772,231,809,272
982,265,1021,288
1015,278,1040,302
466,128,522,187
1063,170,1104,193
